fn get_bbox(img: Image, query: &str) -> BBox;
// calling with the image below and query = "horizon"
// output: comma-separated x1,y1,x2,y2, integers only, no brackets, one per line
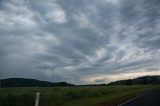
0,0,160,85
2,75,160,85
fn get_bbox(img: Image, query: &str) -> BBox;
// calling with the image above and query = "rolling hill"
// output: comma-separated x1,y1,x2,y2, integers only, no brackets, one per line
108,75,160,85
1,78,74,87
1,75,160,87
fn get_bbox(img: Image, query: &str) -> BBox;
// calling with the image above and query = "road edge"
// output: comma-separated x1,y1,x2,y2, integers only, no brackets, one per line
117,87,157,106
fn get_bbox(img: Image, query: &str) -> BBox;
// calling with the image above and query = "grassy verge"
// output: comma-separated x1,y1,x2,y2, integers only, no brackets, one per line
0,85,158,106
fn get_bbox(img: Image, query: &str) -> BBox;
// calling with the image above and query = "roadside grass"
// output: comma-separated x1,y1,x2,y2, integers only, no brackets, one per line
0,85,158,106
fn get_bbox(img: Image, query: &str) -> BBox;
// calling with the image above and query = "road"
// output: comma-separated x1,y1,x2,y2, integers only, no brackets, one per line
119,87,160,106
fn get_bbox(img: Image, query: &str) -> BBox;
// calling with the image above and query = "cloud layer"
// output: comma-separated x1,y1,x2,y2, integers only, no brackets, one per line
0,0,160,84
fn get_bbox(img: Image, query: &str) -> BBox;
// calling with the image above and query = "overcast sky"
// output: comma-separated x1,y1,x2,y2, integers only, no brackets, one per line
0,0,160,84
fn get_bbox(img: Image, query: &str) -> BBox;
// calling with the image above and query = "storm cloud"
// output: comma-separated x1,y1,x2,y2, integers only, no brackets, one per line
0,0,160,84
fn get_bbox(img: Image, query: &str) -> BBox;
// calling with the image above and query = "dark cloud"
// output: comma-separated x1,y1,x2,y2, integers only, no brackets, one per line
146,67,160,71
0,0,160,84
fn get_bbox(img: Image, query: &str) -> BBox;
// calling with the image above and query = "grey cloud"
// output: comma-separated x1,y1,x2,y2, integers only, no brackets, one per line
0,0,160,84
146,67,160,71
94,78,109,84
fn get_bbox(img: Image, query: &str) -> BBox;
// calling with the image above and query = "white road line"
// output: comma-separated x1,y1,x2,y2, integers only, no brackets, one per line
117,89,154,106
35,92,40,106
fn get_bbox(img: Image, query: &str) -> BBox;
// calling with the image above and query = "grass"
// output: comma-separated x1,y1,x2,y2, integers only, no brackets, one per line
0,85,158,106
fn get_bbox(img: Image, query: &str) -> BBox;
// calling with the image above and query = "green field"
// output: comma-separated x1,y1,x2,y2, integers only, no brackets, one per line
0,85,158,106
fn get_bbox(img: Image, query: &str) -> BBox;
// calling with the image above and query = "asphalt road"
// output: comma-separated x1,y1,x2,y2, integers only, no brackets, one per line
119,87,160,106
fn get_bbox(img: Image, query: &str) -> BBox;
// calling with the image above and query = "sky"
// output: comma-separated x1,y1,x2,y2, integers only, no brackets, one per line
0,0,160,84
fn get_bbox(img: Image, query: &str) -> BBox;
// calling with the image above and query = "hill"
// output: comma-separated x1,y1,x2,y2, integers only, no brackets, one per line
108,75,160,85
1,78,74,87
1,75,160,87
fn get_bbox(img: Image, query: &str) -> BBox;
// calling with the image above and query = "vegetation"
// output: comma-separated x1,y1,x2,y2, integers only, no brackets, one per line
1,76,160,88
0,85,158,106
108,75,160,85
1,78,73,87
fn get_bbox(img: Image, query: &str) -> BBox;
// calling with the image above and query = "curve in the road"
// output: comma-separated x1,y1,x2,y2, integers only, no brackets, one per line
118,87,160,106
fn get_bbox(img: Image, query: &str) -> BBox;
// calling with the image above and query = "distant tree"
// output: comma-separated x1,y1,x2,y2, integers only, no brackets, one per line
150,77,158,84
142,77,149,84
126,79,132,85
